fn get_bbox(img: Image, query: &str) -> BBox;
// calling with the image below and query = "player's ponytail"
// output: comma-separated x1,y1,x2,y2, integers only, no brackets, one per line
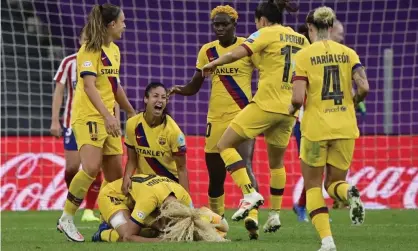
255,0,298,24
306,6,335,30
84,4,121,52
155,200,227,242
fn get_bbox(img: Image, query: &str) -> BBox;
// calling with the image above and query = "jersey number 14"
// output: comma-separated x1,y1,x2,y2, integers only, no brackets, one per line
321,65,343,105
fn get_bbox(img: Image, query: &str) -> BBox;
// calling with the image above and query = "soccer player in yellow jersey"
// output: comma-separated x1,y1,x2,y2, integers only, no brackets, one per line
290,7,369,251
91,174,228,242
202,0,308,232
57,4,136,242
122,82,189,193
169,5,261,239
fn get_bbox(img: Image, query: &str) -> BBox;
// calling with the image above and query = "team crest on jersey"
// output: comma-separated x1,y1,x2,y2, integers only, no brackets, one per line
158,136,167,145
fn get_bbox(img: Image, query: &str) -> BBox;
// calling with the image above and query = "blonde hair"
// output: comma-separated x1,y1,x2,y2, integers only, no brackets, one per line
210,5,238,21
313,6,335,29
155,200,227,242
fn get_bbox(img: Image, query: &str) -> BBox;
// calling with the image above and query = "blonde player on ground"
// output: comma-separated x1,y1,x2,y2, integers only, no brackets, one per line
290,6,369,251
50,30,111,223
57,3,136,242
202,0,308,233
121,82,189,193
169,5,261,239
92,174,229,242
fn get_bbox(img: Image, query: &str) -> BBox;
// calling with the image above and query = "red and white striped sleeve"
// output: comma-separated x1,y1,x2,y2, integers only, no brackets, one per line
53,54,76,85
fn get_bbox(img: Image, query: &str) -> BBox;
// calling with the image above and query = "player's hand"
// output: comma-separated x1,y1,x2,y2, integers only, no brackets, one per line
105,115,121,137
168,85,184,97
288,104,297,115
50,120,62,138
121,175,132,195
201,63,217,77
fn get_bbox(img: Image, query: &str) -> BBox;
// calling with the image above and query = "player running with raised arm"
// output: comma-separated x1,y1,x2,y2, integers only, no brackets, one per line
57,3,136,242
169,5,261,239
50,30,114,223
290,7,369,251
202,0,309,233
92,174,229,242
121,82,189,193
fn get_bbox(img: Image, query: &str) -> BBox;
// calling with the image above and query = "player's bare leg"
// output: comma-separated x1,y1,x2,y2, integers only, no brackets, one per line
324,164,365,225
58,145,103,242
217,127,264,221
237,139,259,240
102,154,123,183
302,160,336,251
263,143,286,233
206,153,227,217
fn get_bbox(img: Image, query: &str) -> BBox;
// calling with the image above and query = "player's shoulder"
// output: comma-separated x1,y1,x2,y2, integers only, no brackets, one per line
127,112,143,127
165,115,182,132
236,37,247,43
110,42,120,52
200,40,218,51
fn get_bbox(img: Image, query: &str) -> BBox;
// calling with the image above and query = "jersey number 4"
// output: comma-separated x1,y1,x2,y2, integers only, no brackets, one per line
321,65,343,105
281,45,301,82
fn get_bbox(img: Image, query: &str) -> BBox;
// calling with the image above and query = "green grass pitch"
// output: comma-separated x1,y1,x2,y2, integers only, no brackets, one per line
2,209,417,251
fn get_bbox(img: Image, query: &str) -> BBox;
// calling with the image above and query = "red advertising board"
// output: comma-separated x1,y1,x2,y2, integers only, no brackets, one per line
1,136,417,211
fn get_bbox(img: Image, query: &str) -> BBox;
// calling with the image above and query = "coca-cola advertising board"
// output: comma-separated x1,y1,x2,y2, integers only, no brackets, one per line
1,136,417,211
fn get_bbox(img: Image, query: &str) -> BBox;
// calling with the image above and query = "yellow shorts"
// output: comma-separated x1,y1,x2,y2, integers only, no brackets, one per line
230,102,295,148
72,120,123,155
300,137,355,170
97,187,129,224
205,115,236,153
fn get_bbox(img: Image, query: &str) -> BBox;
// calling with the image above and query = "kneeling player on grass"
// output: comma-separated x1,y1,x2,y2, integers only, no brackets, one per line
92,174,228,242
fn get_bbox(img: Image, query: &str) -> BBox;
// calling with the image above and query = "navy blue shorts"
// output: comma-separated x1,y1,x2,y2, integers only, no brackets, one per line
63,127,78,151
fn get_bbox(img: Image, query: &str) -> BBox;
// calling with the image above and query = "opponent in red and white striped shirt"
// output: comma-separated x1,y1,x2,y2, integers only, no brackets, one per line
50,31,108,223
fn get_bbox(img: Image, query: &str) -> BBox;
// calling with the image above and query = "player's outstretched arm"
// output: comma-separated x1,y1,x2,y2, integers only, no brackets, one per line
201,46,248,77
174,155,190,192
352,67,370,105
122,147,138,195
169,71,205,97
115,83,136,118
84,75,120,136
50,83,65,138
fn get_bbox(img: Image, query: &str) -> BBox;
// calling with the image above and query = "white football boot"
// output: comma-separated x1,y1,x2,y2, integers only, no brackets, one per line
57,217,85,242
318,236,337,251
231,192,264,221
263,210,281,233
347,185,365,225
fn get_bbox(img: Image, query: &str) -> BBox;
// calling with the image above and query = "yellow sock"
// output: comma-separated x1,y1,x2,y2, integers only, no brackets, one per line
327,181,349,202
209,194,225,216
307,187,332,239
247,208,258,220
63,169,95,215
270,168,286,212
220,148,255,194
100,229,120,242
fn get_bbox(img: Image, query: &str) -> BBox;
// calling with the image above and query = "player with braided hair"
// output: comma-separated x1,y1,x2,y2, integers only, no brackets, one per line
169,5,261,239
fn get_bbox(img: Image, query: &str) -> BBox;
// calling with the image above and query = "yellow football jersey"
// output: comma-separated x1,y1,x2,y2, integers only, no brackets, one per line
293,40,362,141
71,42,120,124
104,174,192,226
196,37,260,119
242,25,309,114
125,113,187,182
